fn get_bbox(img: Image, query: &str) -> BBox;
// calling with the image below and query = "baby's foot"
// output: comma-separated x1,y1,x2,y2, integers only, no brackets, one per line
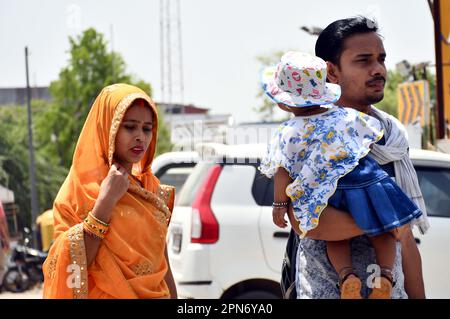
340,274,363,299
368,276,393,299
338,267,362,299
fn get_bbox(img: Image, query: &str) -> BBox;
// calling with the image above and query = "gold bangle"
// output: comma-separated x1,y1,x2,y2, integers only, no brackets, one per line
85,217,108,233
83,214,109,238
85,213,109,232
88,212,110,227
83,222,105,240
83,219,108,235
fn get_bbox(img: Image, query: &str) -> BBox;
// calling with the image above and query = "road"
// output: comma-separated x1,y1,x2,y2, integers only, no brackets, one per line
0,285,43,299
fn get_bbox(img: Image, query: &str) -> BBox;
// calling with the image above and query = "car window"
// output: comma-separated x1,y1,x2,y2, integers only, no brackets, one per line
158,167,196,196
176,161,215,206
415,166,450,218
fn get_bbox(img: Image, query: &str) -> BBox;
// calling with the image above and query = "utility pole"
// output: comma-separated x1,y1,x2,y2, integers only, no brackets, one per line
176,0,184,105
433,0,446,139
160,0,165,102
25,47,39,248
160,0,184,104
110,24,115,82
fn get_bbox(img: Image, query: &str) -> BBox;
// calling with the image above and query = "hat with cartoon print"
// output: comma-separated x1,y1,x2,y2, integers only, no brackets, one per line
262,51,341,108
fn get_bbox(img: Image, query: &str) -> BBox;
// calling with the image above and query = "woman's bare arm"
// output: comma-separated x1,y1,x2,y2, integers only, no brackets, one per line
84,163,129,267
84,199,115,267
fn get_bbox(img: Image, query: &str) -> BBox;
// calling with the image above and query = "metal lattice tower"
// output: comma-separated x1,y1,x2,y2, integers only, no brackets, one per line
160,0,184,104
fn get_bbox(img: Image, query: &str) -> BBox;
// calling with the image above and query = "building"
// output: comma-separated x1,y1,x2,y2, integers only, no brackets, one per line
158,102,233,151
0,87,51,106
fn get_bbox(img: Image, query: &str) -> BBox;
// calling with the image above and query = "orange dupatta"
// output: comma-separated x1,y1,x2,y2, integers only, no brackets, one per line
43,84,174,299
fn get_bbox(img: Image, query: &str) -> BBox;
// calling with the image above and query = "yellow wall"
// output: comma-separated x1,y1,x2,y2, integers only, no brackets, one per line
397,80,430,127
440,0,450,131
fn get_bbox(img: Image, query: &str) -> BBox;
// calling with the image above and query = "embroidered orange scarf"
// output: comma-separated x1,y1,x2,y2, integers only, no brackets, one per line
43,84,174,299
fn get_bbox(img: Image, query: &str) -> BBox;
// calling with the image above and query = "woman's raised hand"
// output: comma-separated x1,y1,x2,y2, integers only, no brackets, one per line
92,163,131,223
98,163,130,205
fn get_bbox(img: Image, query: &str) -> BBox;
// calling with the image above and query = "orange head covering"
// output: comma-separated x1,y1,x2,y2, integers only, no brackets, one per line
43,84,174,299
72,83,160,197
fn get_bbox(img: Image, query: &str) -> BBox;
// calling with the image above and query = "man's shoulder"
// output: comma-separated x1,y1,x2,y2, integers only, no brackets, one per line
371,106,408,139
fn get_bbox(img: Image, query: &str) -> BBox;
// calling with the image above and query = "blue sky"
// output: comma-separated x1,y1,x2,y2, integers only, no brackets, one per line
0,0,436,123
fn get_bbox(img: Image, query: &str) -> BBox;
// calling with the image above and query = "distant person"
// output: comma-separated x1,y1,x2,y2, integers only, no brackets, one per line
0,200,10,284
260,51,424,299
43,84,177,299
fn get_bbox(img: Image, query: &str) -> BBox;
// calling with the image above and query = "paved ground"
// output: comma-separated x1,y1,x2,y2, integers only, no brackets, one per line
0,285,43,299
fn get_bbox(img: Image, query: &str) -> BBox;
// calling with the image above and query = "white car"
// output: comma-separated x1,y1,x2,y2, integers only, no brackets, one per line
410,148,450,298
166,144,450,299
151,151,199,195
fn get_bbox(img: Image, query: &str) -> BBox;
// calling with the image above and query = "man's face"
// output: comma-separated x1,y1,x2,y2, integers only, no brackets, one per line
328,32,387,110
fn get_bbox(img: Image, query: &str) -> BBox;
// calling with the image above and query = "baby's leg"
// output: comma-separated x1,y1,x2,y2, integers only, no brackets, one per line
367,232,397,299
368,233,396,275
327,240,362,299
326,240,352,275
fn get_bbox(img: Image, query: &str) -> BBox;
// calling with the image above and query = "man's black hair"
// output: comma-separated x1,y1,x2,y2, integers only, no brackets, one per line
315,16,380,65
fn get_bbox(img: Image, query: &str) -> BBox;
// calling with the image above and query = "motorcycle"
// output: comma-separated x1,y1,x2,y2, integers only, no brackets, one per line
2,227,48,293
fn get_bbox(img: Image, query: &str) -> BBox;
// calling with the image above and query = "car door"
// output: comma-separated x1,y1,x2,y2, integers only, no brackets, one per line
413,163,450,298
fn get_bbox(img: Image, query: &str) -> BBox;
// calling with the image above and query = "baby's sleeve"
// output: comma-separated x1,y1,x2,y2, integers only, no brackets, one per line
259,126,299,179
356,111,384,141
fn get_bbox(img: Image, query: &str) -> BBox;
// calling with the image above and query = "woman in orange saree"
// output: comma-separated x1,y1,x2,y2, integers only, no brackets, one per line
43,83,177,299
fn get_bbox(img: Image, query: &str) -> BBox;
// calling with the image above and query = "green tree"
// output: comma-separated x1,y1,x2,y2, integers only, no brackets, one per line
0,102,67,228
46,28,170,168
0,106,30,225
